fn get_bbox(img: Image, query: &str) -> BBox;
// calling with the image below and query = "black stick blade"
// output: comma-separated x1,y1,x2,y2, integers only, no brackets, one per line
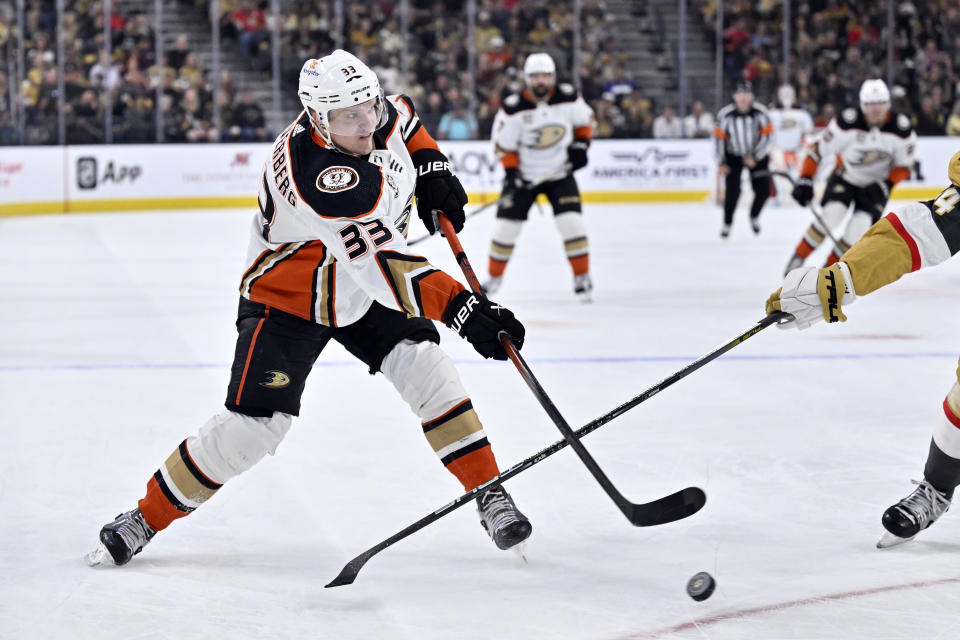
627,487,706,527
325,553,372,588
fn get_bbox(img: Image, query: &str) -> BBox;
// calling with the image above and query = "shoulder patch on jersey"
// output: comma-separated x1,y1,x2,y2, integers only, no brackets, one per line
897,113,911,131
836,108,868,131
841,108,858,124
548,86,578,105
502,92,535,115
316,166,360,193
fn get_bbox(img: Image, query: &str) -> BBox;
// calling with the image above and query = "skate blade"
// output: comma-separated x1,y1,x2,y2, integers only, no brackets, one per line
510,542,528,565
84,542,110,567
877,530,915,549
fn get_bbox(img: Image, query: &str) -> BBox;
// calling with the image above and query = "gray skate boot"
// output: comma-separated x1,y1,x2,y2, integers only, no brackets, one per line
481,276,502,296
85,508,157,566
574,273,593,303
477,485,532,551
877,479,951,548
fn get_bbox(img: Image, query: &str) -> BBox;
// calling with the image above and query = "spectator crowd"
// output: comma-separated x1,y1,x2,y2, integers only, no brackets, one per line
3,0,960,145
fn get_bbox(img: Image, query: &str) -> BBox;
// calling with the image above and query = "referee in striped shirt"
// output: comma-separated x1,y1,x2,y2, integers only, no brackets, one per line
714,81,773,238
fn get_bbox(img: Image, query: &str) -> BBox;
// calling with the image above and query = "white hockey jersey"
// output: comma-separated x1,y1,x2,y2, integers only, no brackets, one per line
491,84,594,184
769,107,814,152
803,108,916,187
241,95,465,327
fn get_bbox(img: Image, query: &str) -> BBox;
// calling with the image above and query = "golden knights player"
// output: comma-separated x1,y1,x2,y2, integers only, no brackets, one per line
784,79,916,276
768,151,960,548
86,50,533,567
483,52,596,302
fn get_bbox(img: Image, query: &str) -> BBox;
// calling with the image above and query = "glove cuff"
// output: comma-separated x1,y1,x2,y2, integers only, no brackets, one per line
441,290,475,329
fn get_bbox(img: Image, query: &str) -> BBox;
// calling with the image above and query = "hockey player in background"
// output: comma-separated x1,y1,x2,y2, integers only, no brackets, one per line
714,81,774,238
768,84,814,203
766,150,960,548
483,52,596,302
86,50,533,567
783,79,916,276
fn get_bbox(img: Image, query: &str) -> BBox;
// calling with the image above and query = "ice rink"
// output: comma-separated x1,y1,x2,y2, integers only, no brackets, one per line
3,196,960,639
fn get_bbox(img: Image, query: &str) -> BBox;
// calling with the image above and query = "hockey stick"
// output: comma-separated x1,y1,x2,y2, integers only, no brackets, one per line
407,167,571,245
771,170,842,247
437,211,704,526
325,310,785,587
406,198,502,247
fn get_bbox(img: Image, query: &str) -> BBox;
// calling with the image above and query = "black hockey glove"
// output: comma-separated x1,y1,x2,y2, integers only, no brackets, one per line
864,179,893,216
567,139,590,171
791,177,814,207
500,168,527,209
443,290,525,360
414,151,467,235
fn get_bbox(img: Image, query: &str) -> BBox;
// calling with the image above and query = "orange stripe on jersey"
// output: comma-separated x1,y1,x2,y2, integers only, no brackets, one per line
568,254,589,275
884,212,921,272
800,155,819,178
573,125,593,139
888,166,910,185
500,151,519,169
139,475,190,531
760,123,774,136
247,242,329,320
444,444,500,491
235,313,266,405
713,126,727,140
416,270,466,320
406,125,441,154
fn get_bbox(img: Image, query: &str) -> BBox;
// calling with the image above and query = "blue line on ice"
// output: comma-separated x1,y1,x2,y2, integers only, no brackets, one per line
1,352,955,372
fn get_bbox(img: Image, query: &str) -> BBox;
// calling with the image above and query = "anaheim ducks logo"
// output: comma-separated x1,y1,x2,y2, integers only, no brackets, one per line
850,149,891,166
317,166,359,192
259,370,291,389
528,124,566,149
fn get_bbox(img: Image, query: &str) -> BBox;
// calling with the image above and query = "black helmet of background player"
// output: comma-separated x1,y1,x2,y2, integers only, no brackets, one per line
524,52,556,98
950,150,960,188
733,81,753,112
859,78,891,127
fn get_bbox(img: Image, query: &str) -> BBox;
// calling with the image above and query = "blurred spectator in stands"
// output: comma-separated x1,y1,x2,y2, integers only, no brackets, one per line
723,18,750,81
226,0,265,59
182,87,217,142
684,100,714,138
620,88,653,137
89,51,121,90
419,90,445,134
437,93,477,140
474,10,501,52
915,95,945,135
225,90,269,142
652,107,683,139
603,65,636,106
167,34,191,71
947,101,960,136
819,73,856,111
176,52,204,92
67,89,104,144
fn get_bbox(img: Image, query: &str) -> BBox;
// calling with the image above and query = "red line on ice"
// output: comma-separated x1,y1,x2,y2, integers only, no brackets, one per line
616,576,960,639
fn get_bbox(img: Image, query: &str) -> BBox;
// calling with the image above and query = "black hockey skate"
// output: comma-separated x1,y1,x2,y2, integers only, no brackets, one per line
877,480,951,549
85,508,157,566
477,485,532,551
574,274,593,303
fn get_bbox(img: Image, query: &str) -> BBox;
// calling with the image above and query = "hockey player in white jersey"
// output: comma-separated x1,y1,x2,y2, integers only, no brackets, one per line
86,50,532,567
783,79,916,275
767,150,960,549
768,84,814,203
483,52,596,302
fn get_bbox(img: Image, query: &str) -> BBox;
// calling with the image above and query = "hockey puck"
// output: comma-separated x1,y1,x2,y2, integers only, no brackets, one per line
686,571,716,601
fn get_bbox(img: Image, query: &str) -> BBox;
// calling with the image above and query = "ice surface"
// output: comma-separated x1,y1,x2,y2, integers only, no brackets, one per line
2,199,960,639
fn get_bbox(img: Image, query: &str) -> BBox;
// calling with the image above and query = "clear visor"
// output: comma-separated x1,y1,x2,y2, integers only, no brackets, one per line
325,95,386,137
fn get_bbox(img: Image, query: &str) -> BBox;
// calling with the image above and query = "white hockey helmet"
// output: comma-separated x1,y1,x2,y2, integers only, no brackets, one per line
298,50,387,147
859,78,891,107
523,52,556,86
777,84,796,108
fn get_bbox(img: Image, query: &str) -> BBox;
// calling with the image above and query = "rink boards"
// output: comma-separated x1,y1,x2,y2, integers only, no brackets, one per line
1,137,955,216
